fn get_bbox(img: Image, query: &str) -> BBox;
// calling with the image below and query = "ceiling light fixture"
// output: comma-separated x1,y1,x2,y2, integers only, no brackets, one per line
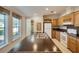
50,11,56,14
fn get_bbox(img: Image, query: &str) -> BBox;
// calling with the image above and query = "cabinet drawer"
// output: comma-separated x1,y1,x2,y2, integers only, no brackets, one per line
68,42,76,52
67,36,77,52
69,38,76,44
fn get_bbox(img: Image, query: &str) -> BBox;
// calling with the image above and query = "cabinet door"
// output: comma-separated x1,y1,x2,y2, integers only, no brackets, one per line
58,17,63,26
74,12,79,26
52,30,56,38
77,39,79,52
63,13,74,25
55,31,60,41
52,19,58,26
69,13,74,24
67,36,76,52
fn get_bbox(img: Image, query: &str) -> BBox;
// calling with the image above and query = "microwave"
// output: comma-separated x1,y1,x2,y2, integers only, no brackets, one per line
67,29,77,34
67,27,79,36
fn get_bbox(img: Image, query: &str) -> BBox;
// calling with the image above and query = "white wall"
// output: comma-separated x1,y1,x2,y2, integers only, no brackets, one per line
26,14,43,36
26,18,32,36
31,15,43,33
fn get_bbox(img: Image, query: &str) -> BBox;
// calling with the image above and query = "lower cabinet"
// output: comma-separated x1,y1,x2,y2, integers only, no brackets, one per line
67,36,77,53
52,30,56,38
52,30,60,41
77,39,79,52
52,30,79,53
56,31,60,41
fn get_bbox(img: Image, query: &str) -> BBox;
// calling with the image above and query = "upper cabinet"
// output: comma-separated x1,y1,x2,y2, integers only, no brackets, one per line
63,13,74,25
43,15,52,22
52,19,58,26
67,35,77,52
58,17,63,26
58,13,74,26
74,11,79,26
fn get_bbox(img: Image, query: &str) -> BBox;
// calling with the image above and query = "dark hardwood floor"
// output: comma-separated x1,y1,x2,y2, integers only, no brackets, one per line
9,33,61,53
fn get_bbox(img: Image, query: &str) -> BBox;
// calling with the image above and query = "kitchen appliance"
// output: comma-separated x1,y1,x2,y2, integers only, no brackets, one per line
60,26,68,48
67,28,77,35
44,23,52,38
60,32,67,47
67,26,79,37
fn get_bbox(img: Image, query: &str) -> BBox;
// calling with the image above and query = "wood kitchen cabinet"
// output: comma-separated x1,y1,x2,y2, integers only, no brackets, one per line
63,13,74,25
52,30,60,41
43,15,52,22
76,39,79,52
52,19,58,26
55,31,60,41
67,35,79,53
67,36,77,52
52,30,56,38
58,13,74,26
68,13,74,24
58,17,63,26
74,11,79,26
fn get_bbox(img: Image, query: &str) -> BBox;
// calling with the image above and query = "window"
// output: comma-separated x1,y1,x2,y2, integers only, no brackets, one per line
0,12,8,46
13,15,21,40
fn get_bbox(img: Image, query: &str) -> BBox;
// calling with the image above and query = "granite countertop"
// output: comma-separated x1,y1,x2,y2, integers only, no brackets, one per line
52,28,67,32
52,28,79,38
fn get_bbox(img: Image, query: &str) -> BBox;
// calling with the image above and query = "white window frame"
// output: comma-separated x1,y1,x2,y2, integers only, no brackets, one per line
0,13,8,48
12,16,21,41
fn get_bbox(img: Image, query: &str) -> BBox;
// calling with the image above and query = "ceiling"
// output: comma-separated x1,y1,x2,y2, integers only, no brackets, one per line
10,6,73,18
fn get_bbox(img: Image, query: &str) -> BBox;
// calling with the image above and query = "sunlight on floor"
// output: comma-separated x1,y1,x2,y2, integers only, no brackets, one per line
44,49,49,52
33,43,38,52
30,35,35,42
52,46,57,52
13,43,21,52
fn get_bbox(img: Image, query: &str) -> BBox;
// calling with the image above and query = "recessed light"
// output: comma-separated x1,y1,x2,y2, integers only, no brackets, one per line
45,8,49,11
